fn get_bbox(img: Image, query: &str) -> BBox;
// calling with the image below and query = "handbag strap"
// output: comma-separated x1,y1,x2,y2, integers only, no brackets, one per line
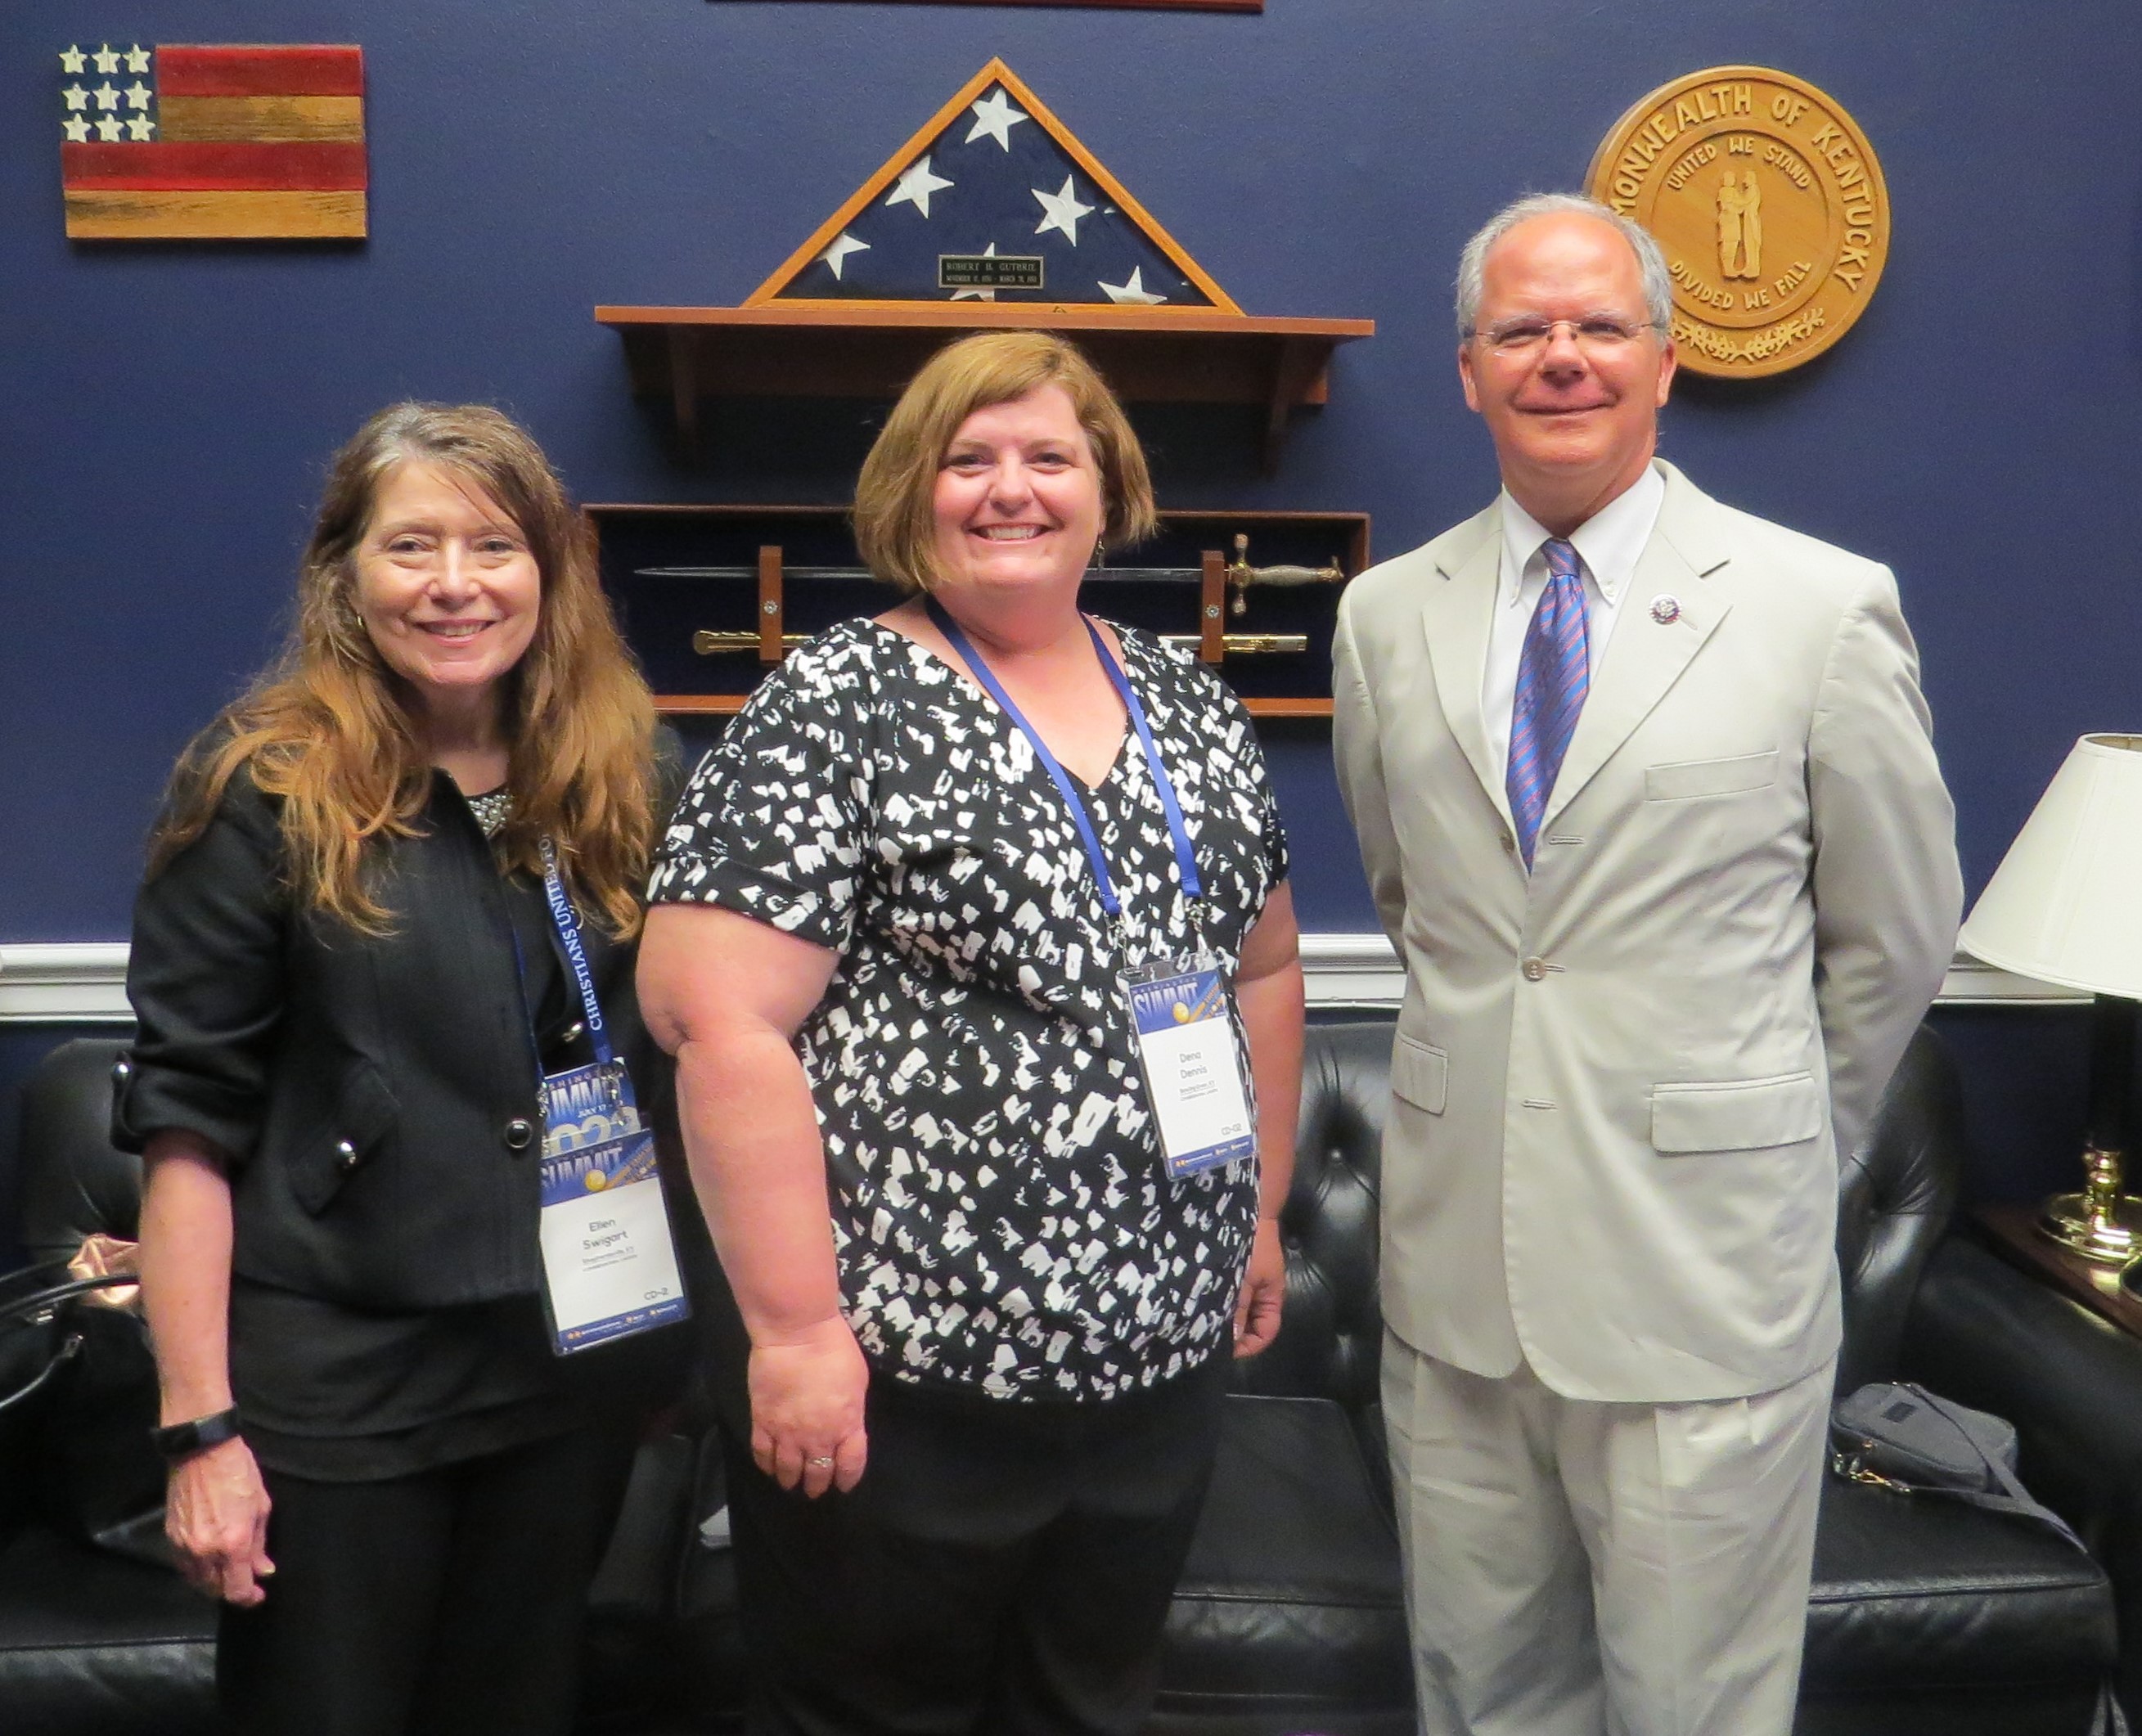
0,1332,85,1418
0,1272,144,1417
1901,1384,2087,1554
0,1271,138,1327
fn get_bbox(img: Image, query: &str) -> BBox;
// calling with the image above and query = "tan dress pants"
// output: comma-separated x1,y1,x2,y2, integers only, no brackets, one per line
1382,1330,1833,1736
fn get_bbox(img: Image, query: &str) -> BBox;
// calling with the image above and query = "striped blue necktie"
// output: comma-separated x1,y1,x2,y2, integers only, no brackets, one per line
1505,537,1590,868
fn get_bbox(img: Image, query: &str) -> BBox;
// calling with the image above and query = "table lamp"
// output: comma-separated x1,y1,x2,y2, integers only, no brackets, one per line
1958,734,2142,1265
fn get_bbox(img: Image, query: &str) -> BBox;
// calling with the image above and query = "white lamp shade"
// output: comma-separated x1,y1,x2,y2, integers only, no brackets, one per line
1960,734,2142,1000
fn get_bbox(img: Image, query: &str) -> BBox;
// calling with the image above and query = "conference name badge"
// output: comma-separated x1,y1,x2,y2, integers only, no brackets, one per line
1123,957,1257,1179
535,1059,688,1355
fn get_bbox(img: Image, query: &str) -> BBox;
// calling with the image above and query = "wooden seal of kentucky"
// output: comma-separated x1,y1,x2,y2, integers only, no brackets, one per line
1586,67,1889,379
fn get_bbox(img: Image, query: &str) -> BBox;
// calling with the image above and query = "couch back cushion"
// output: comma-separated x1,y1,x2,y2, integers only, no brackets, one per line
1834,1023,1963,1395
19,1038,140,1268
1231,1021,1391,1413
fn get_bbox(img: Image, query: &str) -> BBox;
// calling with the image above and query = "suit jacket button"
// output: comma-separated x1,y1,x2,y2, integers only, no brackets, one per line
335,1139,361,1172
504,1118,534,1152
1521,956,1548,981
110,1058,133,1083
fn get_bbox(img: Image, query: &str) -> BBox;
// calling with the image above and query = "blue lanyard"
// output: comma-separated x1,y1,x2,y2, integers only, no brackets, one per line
537,840,615,1066
925,600,1204,920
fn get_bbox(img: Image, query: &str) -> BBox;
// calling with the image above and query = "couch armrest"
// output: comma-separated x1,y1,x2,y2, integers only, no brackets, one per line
1902,1233,2142,1717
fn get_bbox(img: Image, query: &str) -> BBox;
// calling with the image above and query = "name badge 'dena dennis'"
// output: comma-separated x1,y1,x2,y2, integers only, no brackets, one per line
1124,959,1257,1179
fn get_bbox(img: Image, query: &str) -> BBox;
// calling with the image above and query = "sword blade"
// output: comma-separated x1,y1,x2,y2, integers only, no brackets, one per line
641,563,1342,587
693,629,1310,657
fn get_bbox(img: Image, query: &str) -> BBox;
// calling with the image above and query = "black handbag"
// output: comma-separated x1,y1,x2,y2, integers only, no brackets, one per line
1832,1381,2129,1736
1830,1380,2083,1549
0,1263,169,1564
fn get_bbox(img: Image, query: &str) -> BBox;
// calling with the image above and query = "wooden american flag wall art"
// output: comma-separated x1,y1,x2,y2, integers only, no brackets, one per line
57,42,367,241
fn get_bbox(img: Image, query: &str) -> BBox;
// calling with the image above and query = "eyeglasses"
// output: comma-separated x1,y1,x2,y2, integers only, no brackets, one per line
1470,316,1658,356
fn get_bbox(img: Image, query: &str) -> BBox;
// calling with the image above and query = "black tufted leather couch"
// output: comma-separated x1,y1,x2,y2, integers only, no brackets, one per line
2,1023,2137,1734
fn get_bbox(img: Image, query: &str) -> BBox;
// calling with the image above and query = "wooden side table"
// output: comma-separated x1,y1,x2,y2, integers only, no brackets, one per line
1973,1203,2142,1338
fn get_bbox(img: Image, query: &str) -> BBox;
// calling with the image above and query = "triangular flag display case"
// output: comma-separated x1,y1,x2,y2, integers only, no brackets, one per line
597,60,1371,473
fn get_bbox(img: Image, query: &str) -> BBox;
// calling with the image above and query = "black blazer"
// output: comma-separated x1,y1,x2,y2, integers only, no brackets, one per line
115,754,682,1311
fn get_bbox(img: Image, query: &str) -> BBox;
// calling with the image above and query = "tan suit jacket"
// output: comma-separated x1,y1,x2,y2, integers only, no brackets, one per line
1332,461,1962,1403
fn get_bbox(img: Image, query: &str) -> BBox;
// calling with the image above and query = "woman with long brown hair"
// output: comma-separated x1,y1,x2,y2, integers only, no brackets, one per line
115,403,693,1735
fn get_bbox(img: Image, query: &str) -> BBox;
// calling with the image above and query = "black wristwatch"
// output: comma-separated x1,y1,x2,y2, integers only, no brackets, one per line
150,1407,243,1463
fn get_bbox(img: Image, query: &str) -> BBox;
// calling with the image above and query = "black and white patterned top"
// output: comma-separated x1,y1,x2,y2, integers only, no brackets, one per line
650,618,1289,1401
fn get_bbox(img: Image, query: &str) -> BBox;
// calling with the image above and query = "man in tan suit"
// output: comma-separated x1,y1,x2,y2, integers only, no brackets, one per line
1331,193,1960,1735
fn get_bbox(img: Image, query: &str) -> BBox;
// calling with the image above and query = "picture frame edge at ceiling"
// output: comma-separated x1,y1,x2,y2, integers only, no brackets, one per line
709,1,1260,11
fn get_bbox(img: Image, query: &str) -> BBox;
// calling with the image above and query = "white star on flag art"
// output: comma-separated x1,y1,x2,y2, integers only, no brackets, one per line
745,57,1239,313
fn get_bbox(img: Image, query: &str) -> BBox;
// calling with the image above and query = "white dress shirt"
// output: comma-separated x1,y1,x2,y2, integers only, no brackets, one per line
1481,461,1667,777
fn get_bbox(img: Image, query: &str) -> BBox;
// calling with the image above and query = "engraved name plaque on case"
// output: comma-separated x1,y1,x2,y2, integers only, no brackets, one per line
939,253,1045,290
1587,67,1890,379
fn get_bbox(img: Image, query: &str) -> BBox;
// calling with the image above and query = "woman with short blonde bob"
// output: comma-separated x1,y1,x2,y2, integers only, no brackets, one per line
119,403,693,1735
641,331,1304,1734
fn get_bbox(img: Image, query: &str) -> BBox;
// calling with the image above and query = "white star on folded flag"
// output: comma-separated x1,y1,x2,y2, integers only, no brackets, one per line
62,114,90,142
965,89,1027,151
91,43,120,74
949,242,1000,302
124,44,151,74
818,232,871,280
1099,268,1166,305
1032,175,1093,245
60,45,87,74
885,154,954,219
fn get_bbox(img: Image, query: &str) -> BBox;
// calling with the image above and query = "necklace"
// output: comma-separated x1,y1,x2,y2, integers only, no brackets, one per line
465,787,512,839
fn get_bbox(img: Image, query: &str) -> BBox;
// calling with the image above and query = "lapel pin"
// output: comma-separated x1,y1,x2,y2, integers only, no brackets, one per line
1648,594,1682,625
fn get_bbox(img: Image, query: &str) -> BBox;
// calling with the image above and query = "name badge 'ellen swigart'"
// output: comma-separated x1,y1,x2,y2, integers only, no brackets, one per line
529,843,690,1356
926,601,1258,1179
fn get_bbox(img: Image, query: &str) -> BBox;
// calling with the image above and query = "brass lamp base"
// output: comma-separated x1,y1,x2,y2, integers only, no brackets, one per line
2040,1145,2142,1266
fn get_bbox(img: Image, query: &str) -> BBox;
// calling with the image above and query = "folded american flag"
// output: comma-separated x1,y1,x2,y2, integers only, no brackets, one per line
753,60,1234,311
58,42,367,240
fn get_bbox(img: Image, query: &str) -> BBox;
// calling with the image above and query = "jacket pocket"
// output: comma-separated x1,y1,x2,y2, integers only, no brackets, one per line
1651,1071,1823,1154
1645,749,1779,803
1391,1034,1448,1115
290,1062,398,1216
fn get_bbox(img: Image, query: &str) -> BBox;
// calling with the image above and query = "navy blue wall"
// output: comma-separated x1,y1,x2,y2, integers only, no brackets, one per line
5,2,2140,1208
7,0,2142,936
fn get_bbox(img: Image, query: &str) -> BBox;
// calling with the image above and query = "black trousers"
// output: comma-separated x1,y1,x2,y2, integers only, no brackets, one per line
218,1419,640,1736
727,1355,1229,1736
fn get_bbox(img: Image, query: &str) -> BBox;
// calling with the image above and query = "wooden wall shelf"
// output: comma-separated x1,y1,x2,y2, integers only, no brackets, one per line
594,303,1374,474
